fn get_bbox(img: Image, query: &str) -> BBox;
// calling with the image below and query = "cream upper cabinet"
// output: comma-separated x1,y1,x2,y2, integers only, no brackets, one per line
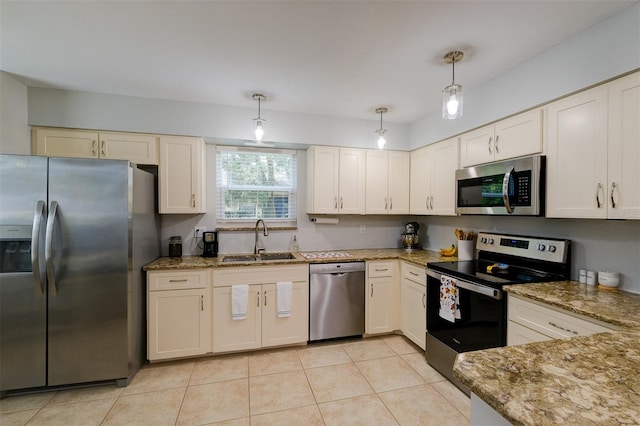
34,128,99,159
366,261,398,335
410,137,459,215
211,265,309,353
365,150,410,214
547,72,639,219
159,136,206,214
607,72,640,220
33,127,158,164
147,269,211,361
400,262,426,350
306,146,365,214
98,132,158,164
460,109,543,167
507,295,619,346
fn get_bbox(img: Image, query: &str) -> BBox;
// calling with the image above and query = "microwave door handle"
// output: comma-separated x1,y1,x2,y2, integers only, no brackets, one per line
31,200,45,296
502,166,515,214
45,201,58,296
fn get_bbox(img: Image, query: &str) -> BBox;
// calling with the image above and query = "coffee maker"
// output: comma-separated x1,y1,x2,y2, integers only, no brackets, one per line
202,231,218,257
401,222,420,250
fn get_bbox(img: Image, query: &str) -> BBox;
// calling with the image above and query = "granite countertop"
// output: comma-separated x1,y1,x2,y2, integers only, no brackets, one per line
454,329,640,425
143,248,452,270
454,281,640,425
505,281,640,328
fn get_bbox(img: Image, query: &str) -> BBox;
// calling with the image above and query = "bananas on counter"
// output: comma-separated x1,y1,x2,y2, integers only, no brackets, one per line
439,244,457,257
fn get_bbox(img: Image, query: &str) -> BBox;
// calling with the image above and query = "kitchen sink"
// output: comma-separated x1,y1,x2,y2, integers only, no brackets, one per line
222,252,296,263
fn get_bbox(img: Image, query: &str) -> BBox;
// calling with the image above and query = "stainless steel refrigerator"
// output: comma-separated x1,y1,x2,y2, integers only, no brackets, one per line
0,154,160,393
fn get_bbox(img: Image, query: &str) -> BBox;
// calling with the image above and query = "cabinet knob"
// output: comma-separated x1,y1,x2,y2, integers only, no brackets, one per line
494,135,500,154
488,137,493,154
595,183,603,208
610,182,617,208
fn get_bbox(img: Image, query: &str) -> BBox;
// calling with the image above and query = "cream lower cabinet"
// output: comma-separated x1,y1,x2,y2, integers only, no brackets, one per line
33,127,158,164
400,262,426,350
212,265,309,353
366,261,398,334
147,269,211,361
507,294,619,346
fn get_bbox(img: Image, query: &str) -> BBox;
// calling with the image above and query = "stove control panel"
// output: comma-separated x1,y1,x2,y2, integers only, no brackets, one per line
476,232,569,263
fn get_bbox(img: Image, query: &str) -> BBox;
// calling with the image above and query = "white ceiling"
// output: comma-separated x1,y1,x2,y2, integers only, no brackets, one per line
0,1,636,124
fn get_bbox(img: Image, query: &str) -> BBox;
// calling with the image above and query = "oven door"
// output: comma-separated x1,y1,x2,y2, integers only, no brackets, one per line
425,269,507,352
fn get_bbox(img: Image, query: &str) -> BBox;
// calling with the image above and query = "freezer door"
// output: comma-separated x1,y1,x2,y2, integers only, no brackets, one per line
47,158,130,386
0,154,47,391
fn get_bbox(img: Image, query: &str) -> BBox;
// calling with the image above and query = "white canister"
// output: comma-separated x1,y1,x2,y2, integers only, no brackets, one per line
586,270,597,286
457,240,475,261
579,269,587,284
598,271,620,289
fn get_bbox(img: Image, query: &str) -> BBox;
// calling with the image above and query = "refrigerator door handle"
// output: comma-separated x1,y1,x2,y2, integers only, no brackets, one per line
45,201,59,296
32,200,46,296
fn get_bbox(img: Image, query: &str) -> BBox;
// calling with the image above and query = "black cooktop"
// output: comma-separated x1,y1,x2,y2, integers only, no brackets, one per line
427,259,564,289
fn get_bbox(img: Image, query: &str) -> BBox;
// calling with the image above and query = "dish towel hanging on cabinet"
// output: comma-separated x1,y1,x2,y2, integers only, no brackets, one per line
231,285,249,320
276,282,293,318
439,275,461,323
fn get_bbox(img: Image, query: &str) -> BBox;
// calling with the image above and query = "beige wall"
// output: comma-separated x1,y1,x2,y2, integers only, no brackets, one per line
0,72,30,154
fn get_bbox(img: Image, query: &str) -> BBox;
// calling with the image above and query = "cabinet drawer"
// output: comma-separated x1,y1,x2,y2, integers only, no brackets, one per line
401,262,425,284
148,269,209,291
212,265,308,288
368,261,395,277
508,295,617,339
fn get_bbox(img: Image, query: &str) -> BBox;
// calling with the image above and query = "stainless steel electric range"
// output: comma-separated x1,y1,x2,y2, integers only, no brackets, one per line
425,232,571,395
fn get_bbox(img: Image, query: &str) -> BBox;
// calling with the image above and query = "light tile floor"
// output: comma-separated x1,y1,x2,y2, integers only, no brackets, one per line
0,335,470,425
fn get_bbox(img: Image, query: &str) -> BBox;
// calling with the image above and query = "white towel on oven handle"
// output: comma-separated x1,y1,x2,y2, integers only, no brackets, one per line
439,275,461,323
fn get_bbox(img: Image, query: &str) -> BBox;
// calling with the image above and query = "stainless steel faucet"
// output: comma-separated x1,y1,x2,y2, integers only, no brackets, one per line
254,219,269,254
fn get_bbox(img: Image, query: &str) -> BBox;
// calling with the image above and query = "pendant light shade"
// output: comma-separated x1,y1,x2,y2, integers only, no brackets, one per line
375,107,388,150
252,93,266,141
442,51,464,120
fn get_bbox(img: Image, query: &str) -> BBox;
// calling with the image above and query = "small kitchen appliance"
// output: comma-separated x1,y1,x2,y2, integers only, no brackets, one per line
401,222,420,250
425,232,571,395
202,231,218,257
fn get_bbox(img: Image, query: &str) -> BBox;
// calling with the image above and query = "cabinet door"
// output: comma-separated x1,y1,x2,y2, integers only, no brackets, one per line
388,151,410,214
494,109,542,161
100,132,158,165
338,148,366,214
159,136,205,214
546,86,608,218
507,320,552,346
365,150,390,214
459,125,494,167
366,277,395,334
429,137,459,216
33,128,99,159
410,147,430,215
148,288,208,360
306,146,339,214
212,286,261,353
261,282,309,348
608,72,640,220
401,278,426,350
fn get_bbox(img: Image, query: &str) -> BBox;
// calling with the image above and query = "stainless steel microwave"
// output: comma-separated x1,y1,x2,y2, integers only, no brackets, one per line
455,155,545,215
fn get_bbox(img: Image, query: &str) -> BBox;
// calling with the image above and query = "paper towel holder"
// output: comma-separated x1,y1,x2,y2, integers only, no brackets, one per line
308,216,340,225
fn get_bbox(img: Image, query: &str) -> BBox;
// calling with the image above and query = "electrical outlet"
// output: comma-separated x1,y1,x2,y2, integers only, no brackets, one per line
194,226,206,238
360,225,366,234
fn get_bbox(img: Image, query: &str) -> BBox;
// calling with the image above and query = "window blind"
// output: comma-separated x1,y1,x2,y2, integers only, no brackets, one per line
216,146,297,224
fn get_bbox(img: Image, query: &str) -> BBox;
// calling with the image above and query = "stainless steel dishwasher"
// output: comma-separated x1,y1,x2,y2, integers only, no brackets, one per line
309,262,365,341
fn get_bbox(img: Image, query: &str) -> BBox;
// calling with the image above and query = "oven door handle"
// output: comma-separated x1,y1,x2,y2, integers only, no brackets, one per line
502,166,514,214
426,269,502,300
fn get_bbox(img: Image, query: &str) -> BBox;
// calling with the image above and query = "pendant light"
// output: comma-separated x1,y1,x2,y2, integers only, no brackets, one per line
252,93,266,141
442,51,464,120
375,107,388,150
